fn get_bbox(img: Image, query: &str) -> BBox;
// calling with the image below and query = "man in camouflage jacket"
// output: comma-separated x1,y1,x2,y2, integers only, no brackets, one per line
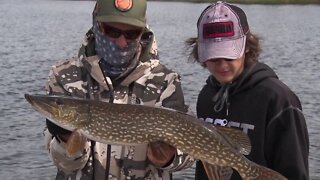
43,0,194,179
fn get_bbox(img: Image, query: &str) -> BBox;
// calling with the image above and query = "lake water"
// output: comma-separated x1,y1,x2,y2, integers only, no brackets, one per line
0,0,319,179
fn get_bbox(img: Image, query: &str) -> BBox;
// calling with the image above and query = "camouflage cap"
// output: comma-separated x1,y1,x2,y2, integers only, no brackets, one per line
95,0,147,28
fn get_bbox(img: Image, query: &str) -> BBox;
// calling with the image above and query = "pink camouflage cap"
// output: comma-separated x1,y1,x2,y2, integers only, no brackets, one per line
197,1,250,63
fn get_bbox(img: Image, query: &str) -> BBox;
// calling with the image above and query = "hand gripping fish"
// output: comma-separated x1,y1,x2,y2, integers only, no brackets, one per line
25,94,287,180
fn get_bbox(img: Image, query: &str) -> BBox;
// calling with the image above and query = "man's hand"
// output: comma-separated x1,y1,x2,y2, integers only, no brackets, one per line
147,141,176,167
65,129,87,157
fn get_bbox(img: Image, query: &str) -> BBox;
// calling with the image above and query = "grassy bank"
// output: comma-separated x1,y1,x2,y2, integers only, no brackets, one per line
148,0,320,4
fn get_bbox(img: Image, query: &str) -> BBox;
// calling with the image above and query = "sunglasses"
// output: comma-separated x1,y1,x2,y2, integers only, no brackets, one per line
100,23,143,40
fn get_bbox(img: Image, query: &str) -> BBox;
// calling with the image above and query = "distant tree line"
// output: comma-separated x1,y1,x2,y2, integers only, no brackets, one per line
80,0,320,4
147,0,320,4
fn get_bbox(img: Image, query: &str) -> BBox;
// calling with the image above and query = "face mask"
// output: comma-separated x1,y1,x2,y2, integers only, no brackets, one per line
92,18,140,77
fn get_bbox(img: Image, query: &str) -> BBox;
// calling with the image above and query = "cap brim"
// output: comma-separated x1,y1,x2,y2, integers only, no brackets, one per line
96,15,146,28
199,36,246,63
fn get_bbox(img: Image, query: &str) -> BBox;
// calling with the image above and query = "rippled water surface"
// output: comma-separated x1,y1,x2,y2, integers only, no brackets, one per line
0,0,319,179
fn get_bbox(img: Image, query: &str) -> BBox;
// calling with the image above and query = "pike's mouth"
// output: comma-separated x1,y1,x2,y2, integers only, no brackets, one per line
25,94,56,118
25,94,34,106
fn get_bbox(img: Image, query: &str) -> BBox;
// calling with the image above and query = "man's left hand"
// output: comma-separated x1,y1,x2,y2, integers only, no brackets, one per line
147,141,176,167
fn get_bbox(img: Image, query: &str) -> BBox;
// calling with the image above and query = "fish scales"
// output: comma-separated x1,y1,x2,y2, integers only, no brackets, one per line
25,94,287,180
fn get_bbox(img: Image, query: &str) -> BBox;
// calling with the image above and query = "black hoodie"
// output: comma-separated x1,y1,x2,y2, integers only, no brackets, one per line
195,62,309,180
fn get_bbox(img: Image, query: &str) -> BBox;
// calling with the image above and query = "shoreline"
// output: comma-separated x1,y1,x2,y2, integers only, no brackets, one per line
148,0,320,4
72,0,320,4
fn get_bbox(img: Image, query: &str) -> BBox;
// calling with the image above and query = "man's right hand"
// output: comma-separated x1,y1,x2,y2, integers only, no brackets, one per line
65,129,87,157
46,119,87,157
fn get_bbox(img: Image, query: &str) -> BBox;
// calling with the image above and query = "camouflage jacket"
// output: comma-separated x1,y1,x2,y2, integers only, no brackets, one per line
44,27,194,180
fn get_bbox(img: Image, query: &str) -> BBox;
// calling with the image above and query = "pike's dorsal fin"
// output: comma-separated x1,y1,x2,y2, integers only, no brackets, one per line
215,126,251,155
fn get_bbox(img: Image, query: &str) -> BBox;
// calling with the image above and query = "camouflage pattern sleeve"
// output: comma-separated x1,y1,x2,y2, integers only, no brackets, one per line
45,57,87,97
44,58,93,174
45,69,67,95
155,70,188,113
154,68,195,171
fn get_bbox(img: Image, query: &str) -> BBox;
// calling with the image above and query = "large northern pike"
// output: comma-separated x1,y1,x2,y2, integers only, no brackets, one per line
25,94,286,180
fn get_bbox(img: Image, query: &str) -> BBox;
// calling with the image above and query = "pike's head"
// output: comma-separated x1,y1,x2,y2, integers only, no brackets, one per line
25,94,90,131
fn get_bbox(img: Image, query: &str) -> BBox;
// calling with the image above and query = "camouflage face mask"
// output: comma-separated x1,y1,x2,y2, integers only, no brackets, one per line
92,18,140,77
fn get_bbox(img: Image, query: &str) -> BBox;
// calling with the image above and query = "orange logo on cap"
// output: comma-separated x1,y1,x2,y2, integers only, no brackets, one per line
115,0,133,12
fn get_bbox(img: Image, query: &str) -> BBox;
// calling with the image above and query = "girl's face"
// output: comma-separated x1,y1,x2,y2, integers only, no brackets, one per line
204,54,245,85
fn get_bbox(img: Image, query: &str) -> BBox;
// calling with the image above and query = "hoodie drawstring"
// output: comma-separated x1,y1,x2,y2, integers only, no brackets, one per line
212,83,231,115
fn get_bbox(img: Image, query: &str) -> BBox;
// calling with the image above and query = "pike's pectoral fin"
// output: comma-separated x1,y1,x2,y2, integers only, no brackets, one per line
66,129,87,157
215,126,251,155
254,163,288,180
202,161,233,180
